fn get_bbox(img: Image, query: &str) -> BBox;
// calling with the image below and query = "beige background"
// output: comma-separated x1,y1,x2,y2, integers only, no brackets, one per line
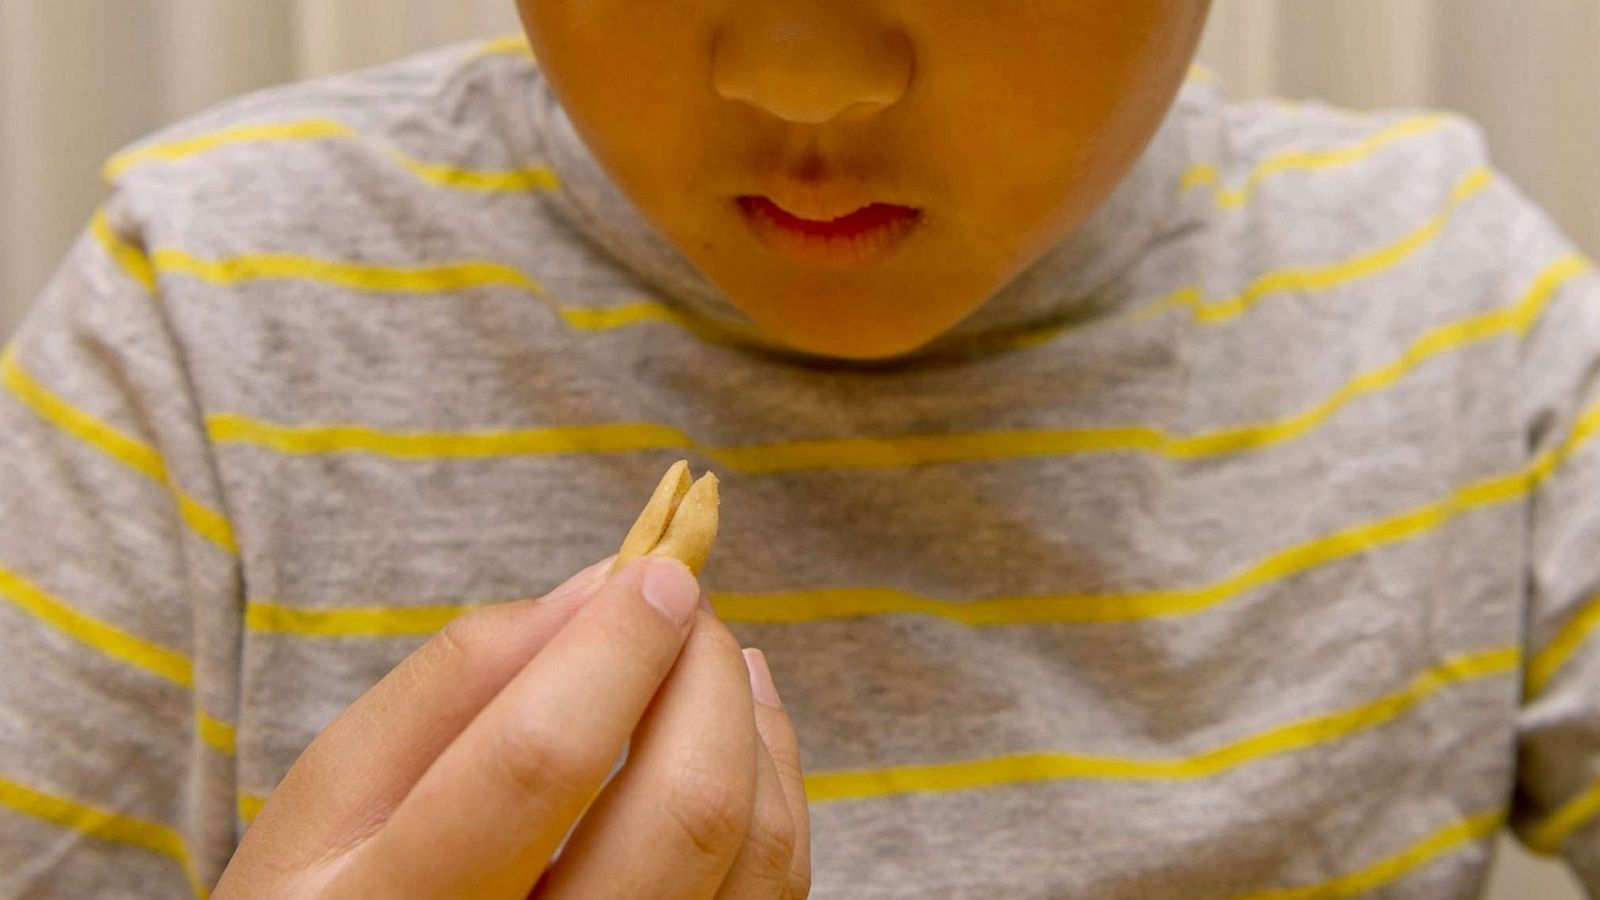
0,2,1593,895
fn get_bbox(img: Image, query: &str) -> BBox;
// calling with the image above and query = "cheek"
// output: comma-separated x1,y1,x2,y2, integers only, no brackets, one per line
947,73,1177,261
931,119,1094,262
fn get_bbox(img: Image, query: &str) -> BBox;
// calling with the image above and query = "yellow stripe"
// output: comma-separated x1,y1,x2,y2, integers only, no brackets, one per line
1185,63,1221,86
0,355,241,756
1527,773,1600,854
1181,163,1219,191
716,393,1600,625
983,164,1498,354
0,775,208,899
209,278,1600,633
151,248,547,297
105,158,1491,359
102,117,557,195
1525,588,1600,700
558,300,775,348
0,547,238,760
803,647,1515,802
379,148,561,193
3,349,165,482
710,454,1549,627
237,792,266,824
715,248,1580,471
711,426,1175,474
1232,809,1504,900
474,34,537,59
1536,397,1600,485
246,599,478,638
234,445,1565,633
1132,166,1494,325
197,709,236,756
566,171,1488,347
210,416,690,459
197,249,1588,472
561,252,1591,462
1180,115,1454,211
1160,254,1590,461
1,350,238,554
561,300,703,331
103,120,355,182
0,562,194,686
89,208,156,292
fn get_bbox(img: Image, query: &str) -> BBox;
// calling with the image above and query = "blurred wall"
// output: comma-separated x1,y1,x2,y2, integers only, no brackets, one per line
0,5,1592,894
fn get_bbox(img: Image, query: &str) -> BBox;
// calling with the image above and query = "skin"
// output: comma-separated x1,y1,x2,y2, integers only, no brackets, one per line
516,0,1213,360
215,556,811,899
215,7,1215,896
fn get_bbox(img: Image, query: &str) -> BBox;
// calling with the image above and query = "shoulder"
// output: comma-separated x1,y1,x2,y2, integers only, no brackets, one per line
105,35,545,180
1203,90,1492,223
76,38,583,419
1189,85,1576,316
99,36,555,250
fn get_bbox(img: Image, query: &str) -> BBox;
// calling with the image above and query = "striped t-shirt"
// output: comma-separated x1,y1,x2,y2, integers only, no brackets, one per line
3,35,1600,899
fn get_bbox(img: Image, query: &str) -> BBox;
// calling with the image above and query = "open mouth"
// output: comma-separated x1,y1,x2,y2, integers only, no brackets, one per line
736,195,922,270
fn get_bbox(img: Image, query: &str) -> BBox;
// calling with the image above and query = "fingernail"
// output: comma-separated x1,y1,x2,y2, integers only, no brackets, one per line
641,557,700,627
743,648,781,709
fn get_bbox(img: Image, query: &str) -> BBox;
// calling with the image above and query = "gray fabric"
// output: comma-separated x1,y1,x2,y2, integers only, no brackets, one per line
2,38,1599,899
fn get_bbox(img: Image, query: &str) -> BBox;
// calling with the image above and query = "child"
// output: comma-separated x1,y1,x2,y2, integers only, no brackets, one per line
3,1,1598,896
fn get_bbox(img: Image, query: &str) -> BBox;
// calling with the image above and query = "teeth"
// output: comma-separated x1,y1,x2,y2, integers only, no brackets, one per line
749,199,914,265
782,204,852,223
764,195,871,223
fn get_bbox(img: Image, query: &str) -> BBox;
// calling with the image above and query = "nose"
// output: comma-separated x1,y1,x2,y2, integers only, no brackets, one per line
712,0,913,126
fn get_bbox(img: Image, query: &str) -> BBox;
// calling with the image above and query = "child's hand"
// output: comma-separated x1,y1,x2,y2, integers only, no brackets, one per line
214,554,811,899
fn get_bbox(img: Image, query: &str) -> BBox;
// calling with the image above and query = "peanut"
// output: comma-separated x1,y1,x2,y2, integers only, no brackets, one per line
611,460,720,576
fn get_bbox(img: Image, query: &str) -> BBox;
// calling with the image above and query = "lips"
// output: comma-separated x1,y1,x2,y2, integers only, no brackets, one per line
736,195,922,270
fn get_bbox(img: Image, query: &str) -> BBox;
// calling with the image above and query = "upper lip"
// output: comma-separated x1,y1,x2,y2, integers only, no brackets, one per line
749,179,913,222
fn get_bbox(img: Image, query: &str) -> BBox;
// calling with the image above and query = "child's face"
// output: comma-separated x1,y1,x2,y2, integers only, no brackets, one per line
518,1,1210,360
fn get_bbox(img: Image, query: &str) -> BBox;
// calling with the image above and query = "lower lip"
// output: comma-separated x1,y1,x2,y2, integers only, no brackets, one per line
736,195,922,270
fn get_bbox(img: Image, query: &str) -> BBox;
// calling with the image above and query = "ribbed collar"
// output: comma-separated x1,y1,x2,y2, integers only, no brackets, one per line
521,65,1212,362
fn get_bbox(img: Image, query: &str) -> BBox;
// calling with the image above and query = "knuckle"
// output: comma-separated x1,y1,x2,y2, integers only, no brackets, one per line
762,739,805,785
743,801,798,875
434,608,493,666
786,864,814,900
665,755,753,858
401,608,498,689
493,716,605,799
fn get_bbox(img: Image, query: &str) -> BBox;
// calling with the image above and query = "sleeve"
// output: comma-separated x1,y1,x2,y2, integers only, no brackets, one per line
1499,164,1600,895
0,192,243,897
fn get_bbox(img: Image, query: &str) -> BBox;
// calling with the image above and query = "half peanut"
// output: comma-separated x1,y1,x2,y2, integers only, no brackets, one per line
611,459,720,576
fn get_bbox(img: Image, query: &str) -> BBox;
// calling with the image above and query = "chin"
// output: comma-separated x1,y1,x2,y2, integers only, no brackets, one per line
760,318,951,362
711,265,986,362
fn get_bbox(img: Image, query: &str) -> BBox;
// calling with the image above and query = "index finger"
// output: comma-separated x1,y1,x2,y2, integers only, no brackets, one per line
226,555,615,875
332,555,706,899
